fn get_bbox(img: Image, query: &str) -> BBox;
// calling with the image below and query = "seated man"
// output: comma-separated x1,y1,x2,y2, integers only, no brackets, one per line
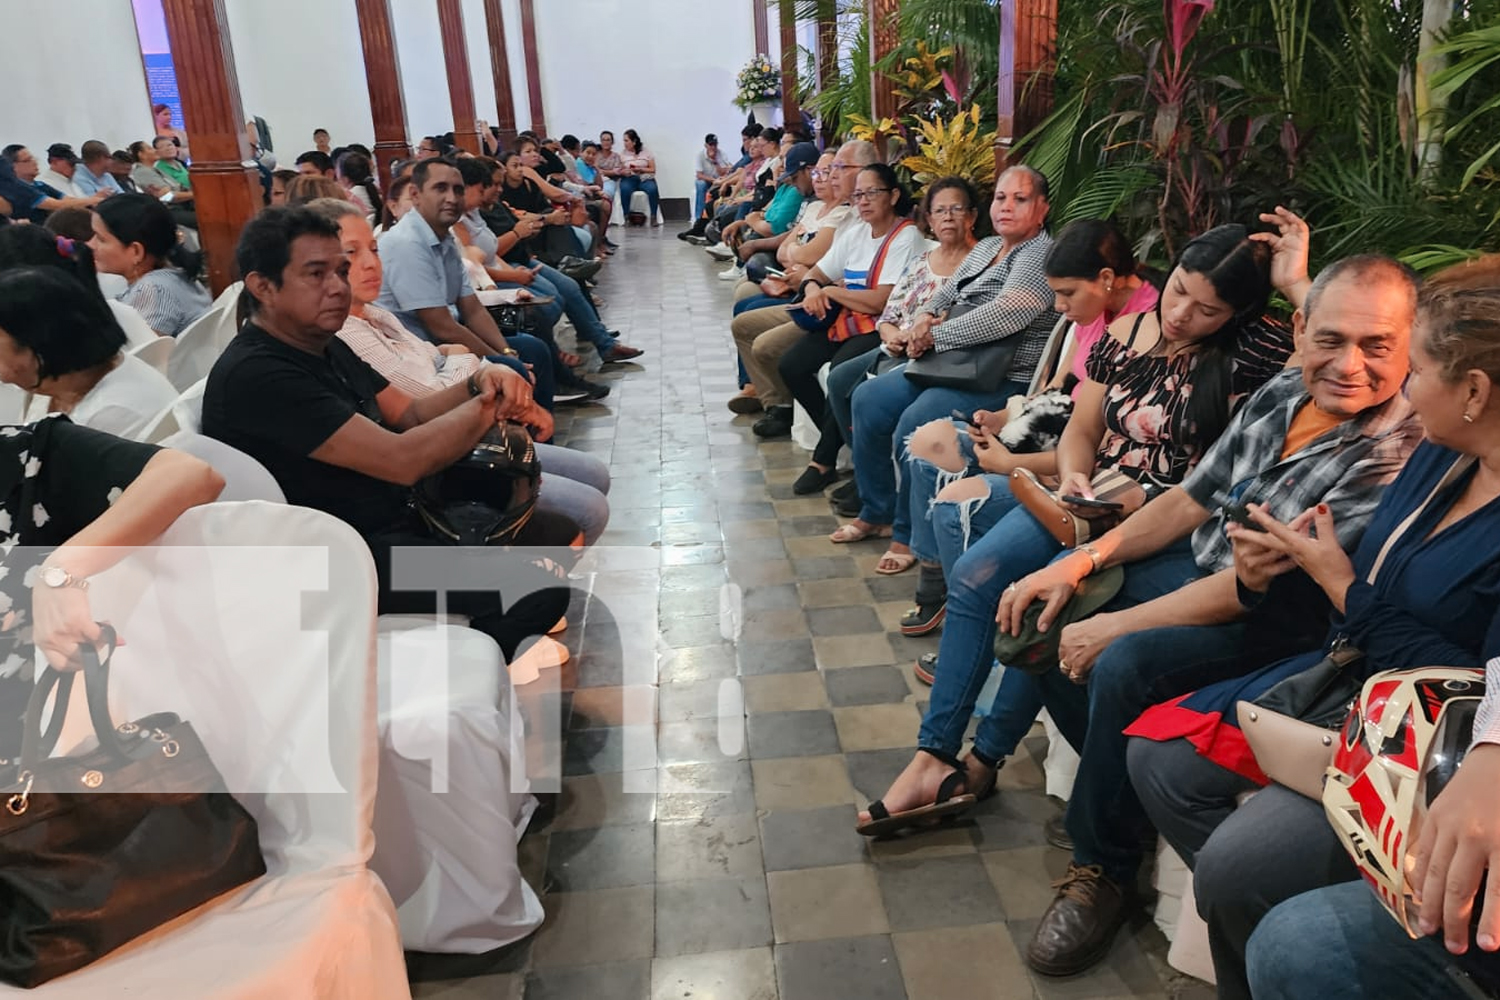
0,145,104,223
37,143,85,197
296,150,335,179
991,256,1424,976
201,205,575,660
74,141,123,197
717,140,817,283
373,157,558,412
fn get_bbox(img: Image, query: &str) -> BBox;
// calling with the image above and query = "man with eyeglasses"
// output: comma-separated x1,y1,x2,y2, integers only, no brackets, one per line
717,142,819,282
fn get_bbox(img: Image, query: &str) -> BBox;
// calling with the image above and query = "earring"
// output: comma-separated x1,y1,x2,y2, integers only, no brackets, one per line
1463,411,1476,423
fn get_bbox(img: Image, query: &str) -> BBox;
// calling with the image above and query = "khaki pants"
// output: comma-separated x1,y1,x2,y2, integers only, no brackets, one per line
733,280,762,304
731,305,801,407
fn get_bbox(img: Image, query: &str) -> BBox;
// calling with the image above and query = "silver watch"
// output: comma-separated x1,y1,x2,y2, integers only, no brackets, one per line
40,565,89,591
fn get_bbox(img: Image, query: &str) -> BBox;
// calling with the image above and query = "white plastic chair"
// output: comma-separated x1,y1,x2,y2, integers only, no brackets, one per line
109,300,159,351
209,280,244,314
0,383,26,425
140,377,206,444
168,304,240,391
159,431,285,502
129,334,175,375
12,501,409,998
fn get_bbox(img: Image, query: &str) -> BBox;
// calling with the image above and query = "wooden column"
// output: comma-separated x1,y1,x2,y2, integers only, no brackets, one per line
779,0,801,130
816,0,838,144
159,0,261,296
482,0,519,151
995,0,1057,169
354,0,411,184
436,0,480,154
518,0,547,136
753,0,769,57
868,0,900,156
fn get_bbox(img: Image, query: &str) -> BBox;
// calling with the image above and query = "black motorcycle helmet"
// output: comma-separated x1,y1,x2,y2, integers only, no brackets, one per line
414,422,541,545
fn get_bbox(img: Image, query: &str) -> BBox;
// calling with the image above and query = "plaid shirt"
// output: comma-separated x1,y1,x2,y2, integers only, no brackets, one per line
918,233,1059,381
1181,369,1422,573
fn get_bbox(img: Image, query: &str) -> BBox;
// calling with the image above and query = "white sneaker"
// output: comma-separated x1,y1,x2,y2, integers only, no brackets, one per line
718,264,745,281
705,242,734,261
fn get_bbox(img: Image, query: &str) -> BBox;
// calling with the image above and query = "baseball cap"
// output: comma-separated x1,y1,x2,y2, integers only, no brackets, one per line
46,143,78,165
779,142,819,182
705,133,719,145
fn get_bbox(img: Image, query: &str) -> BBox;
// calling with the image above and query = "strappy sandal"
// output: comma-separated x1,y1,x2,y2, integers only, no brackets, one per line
900,601,946,636
875,549,917,575
829,522,892,544
856,762,977,838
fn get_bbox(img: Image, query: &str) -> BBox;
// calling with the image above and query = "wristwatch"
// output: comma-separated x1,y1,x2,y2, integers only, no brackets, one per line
39,565,89,591
467,372,482,397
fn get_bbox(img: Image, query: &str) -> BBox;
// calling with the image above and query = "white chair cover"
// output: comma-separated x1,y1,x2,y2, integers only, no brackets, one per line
129,334,175,375
2,502,409,998
0,383,26,425
109,300,158,350
168,303,240,391
141,377,207,443
369,619,543,953
159,431,286,502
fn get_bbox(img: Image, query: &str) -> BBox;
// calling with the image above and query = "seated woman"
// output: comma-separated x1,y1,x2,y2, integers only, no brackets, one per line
788,174,979,495
311,198,614,547
1126,256,1500,1000
89,194,212,338
857,219,1296,836
376,172,414,234
832,165,1059,573
0,415,224,757
507,139,590,265
616,129,660,225
284,174,350,207
7,220,154,350
335,151,380,219
269,167,299,207
898,219,1160,636
0,267,177,441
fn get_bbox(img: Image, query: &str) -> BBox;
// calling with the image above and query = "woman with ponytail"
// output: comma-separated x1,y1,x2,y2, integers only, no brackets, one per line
88,193,211,337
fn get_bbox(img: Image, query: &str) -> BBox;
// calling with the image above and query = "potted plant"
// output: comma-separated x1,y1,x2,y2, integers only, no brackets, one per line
734,54,782,126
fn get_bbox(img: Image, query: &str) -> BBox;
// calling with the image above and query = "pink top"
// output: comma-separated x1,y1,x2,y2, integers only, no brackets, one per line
336,303,482,399
1067,280,1160,398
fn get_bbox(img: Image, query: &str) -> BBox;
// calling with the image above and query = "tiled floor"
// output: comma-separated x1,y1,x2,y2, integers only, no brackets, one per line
409,226,1210,1000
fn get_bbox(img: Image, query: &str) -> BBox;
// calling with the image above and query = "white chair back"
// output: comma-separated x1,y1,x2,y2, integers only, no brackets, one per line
109,300,159,350
160,431,285,502
209,280,244,314
0,382,26,425
1027,315,1076,397
167,303,240,391
129,334,175,375
76,501,382,873
140,377,206,442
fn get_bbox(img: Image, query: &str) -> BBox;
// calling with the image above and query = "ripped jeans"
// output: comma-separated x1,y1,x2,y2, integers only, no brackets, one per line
905,420,982,565
915,476,1064,758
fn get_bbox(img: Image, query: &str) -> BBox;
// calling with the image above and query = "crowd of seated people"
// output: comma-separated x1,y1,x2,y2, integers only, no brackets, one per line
702,139,1500,996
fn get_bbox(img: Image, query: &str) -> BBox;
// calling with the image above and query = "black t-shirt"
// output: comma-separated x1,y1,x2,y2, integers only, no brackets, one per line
501,177,551,216
201,324,411,535
481,202,533,267
538,148,567,179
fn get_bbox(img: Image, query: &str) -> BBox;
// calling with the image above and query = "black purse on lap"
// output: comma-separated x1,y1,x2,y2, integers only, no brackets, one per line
0,627,265,987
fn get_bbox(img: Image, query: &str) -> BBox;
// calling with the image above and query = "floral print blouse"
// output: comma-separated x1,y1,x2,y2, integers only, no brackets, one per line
876,247,947,330
1086,314,1293,487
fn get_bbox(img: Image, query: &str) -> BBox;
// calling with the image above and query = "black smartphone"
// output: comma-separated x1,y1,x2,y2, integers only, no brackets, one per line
950,408,975,426
1222,502,1266,532
1061,495,1124,511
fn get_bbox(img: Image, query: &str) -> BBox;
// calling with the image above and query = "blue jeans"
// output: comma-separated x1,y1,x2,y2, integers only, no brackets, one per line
531,264,613,352
827,352,887,453
849,366,1026,544
735,294,788,315
618,176,659,219
486,333,554,411
1248,882,1500,1000
905,433,982,564
534,442,611,546
917,488,1062,758
694,178,710,219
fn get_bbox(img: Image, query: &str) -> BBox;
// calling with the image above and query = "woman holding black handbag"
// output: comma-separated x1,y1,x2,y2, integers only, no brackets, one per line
1125,255,1500,1000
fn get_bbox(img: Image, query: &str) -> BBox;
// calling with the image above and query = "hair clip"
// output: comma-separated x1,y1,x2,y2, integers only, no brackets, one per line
54,236,76,260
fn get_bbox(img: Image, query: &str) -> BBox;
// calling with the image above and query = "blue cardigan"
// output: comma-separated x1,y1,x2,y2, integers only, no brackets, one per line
1127,442,1500,781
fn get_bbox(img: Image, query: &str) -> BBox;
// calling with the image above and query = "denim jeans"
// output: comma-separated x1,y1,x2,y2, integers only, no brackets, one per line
618,176,660,219
848,367,1026,543
826,351,882,452
531,264,613,352
779,335,879,468
486,333,554,411
916,489,1062,757
534,442,611,546
905,433,981,564
735,294,789,316
1248,882,1500,1000
694,178,710,219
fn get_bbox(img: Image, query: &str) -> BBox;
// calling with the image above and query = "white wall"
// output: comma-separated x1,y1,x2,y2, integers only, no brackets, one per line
4,0,155,159
393,0,456,143
530,0,760,204
225,0,375,162
461,0,499,132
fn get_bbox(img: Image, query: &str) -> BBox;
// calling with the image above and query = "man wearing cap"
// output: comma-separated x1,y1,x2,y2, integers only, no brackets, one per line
716,141,817,283
37,144,85,197
0,145,104,223
694,134,732,221
74,140,123,197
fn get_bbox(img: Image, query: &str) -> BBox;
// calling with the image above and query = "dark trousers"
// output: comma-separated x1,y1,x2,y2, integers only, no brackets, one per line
778,332,878,468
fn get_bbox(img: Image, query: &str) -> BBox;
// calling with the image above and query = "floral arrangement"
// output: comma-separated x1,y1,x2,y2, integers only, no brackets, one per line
734,54,782,109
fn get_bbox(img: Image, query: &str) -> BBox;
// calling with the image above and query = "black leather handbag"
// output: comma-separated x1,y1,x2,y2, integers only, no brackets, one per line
0,627,266,987
903,296,1024,393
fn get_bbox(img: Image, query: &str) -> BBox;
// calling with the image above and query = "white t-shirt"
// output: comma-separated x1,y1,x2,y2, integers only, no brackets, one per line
23,354,178,441
815,219,925,291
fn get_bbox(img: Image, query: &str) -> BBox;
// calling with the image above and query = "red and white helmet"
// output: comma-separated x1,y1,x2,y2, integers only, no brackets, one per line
1322,666,1485,937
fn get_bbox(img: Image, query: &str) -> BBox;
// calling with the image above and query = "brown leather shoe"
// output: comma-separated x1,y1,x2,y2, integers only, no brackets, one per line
1024,862,1128,976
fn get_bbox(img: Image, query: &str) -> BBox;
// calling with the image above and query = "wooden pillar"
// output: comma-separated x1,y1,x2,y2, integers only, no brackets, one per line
779,0,801,130
816,0,838,144
518,0,547,136
868,0,900,156
753,0,769,57
354,0,411,184
995,0,1057,170
482,0,519,151
436,0,480,154
159,0,261,296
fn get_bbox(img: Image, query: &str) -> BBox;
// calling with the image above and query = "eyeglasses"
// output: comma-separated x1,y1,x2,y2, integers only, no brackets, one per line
850,188,892,202
928,206,973,217
810,169,827,179
827,163,851,172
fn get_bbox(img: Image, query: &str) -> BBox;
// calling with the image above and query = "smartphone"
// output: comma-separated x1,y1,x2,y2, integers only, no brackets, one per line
1062,495,1124,511
950,408,975,427
764,267,786,279
1222,502,1266,532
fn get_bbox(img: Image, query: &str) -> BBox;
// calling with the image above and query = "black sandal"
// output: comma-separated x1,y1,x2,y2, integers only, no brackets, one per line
900,601,946,636
856,752,977,838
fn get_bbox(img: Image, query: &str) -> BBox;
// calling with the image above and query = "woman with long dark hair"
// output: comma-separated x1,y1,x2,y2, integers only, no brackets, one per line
88,193,210,338
616,129,660,225
336,151,380,218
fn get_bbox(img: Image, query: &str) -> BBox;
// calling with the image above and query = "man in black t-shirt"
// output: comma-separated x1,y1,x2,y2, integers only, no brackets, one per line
202,206,576,657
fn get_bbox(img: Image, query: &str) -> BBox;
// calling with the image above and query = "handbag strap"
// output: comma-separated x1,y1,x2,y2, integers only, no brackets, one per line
1366,456,1475,585
19,624,128,770
865,219,913,290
